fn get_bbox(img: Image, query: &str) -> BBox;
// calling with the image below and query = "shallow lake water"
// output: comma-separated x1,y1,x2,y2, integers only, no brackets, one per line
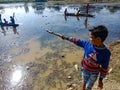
0,2,120,90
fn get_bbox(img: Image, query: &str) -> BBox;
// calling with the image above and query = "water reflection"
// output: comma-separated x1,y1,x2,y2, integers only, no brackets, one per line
107,5,120,13
13,27,19,35
84,17,88,28
47,4,62,11
24,3,29,13
0,26,19,36
0,26,6,36
11,69,22,85
32,3,45,14
64,15,89,28
0,3,120,15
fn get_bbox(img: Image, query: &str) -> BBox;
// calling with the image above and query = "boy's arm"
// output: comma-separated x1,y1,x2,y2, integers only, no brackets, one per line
99,52,111,81
98,51,111,89
61,35,87,48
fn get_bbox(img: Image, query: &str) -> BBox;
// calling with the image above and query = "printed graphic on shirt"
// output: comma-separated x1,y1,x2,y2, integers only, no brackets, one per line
88,50,98,61
87,51,99,67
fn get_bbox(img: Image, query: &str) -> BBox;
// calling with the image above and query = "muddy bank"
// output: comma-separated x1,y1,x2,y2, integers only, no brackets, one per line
0,38,120,90
0,38,83,90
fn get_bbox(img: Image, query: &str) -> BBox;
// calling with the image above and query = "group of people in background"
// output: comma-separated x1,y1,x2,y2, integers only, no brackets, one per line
65,2,89,15
0,13,18,36
0,14,15,24
64,3,90,28
76,2,89,15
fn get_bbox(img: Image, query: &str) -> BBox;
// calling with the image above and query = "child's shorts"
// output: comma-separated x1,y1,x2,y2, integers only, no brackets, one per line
81,67,99,90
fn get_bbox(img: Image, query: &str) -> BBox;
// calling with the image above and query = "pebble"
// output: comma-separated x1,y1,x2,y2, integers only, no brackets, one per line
67,75,72,79
67,87,74,90
26,66,30,70
74,64,79,71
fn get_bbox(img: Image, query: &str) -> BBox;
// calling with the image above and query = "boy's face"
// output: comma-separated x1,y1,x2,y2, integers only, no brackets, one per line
89,32,101,46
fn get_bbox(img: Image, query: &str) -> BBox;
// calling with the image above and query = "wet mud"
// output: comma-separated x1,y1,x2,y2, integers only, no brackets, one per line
0,38,84,90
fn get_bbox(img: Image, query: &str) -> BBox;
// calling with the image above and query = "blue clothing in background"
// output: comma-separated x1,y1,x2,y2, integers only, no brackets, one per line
10,16,15,24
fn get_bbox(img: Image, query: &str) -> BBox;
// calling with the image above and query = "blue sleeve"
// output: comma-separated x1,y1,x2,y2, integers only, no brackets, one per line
101,51,111,69
66,37,88,48
100,50,111,79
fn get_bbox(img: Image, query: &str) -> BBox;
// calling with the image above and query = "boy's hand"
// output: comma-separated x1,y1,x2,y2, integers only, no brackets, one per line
98,80,103,89
61,35,66,40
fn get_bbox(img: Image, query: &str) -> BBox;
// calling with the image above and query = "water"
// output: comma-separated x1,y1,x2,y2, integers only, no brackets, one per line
0,2,120,90
0,3,120,49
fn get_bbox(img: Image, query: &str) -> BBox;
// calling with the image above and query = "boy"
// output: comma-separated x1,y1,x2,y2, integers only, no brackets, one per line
61,25,111,90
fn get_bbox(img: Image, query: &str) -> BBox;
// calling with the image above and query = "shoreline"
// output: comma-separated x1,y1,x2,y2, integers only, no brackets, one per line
0,1,120,4
108,40,120,46
47,0,120,4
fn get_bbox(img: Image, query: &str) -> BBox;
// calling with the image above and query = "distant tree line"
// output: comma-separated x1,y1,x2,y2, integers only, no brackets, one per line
0,0,119,3
0,0,48,3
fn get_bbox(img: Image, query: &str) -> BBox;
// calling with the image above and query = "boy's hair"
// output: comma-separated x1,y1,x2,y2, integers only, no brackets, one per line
89,25,108,42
